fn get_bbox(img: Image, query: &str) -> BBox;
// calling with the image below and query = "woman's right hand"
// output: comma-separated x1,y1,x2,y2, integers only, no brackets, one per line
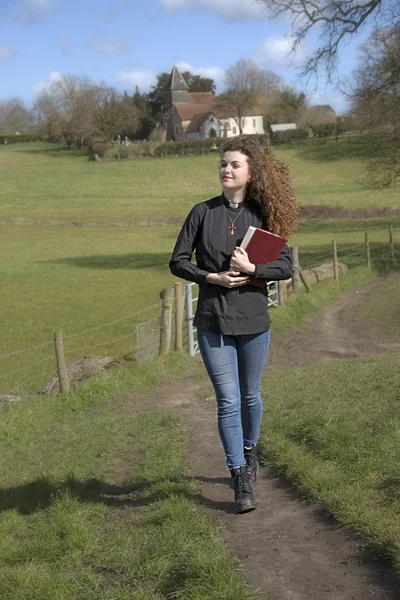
206,271,250,288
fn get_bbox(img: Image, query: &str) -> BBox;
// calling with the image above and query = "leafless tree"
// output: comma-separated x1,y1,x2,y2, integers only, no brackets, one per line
33,75,99,147
350,26,400,186
0,98,35,133
257,0,400,80
218,59,284,133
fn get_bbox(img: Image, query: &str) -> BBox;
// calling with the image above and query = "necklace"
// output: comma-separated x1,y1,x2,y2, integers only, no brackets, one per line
224,205,245,234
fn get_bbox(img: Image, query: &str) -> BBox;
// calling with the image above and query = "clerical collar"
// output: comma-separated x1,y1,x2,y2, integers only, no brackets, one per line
221,193,246,210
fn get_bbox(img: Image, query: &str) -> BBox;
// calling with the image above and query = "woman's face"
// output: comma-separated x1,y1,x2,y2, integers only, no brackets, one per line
219,151,250,192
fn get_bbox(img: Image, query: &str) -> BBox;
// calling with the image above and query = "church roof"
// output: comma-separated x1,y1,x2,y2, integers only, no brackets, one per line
174,103,215,121
187,92,215,105
166,65,189,91
186,112,215,133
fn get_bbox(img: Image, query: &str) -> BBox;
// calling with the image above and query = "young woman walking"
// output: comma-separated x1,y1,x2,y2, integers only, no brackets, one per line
169,137,298,514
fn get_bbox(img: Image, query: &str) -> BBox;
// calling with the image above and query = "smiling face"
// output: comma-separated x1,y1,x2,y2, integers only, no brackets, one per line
219,151,251,194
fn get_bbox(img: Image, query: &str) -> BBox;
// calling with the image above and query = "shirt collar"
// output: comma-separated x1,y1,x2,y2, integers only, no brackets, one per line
221,193,246,210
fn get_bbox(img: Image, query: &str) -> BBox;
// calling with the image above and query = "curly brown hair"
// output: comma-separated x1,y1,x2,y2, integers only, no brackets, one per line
221,137,299,239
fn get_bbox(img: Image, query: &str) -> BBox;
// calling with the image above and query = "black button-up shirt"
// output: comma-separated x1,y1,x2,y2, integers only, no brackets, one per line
169,194,292,335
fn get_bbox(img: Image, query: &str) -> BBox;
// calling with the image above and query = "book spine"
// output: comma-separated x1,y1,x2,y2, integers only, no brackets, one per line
240,226,255,250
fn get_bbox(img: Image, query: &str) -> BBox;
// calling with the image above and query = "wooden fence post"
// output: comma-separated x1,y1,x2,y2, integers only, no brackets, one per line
332,240,339,281
174,282,183,351
298,266,312,293
365,232,371,268
159,288,174,356
277,280,287,306
54,332,69,394
290,247,300,294
389,225,394,261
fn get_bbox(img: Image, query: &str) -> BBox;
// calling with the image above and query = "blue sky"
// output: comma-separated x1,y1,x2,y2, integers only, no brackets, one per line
0,0,372,113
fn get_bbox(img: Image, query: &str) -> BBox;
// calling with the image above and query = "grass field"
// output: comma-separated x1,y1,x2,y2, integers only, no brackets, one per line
0,353,254,600
1,140,399,395
1,140,399,225
1,139,400,595
259,277,400,570
262,352,400,569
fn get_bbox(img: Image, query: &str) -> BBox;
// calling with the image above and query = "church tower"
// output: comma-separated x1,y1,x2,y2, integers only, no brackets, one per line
165,65,189,107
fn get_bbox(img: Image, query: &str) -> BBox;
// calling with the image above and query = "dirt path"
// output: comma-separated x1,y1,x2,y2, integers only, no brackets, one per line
163,272,400,599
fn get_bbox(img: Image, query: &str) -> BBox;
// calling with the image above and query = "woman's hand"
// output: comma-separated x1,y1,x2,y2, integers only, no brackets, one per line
229,247,256,275
206,271,250,288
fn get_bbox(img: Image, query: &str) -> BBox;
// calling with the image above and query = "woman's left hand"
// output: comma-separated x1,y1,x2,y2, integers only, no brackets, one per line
229,247,256,274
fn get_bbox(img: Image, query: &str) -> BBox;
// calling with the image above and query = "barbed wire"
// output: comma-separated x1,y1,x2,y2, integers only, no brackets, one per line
0,355,54,380
4,372,48,396
0,339,54,360
336,243,365,254
0,302,163,362
300,251,336,264
64,330,137,355
337,250,365,259
64,301,162,340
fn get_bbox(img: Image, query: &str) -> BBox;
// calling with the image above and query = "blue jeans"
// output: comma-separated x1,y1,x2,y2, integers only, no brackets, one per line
197,328,271,470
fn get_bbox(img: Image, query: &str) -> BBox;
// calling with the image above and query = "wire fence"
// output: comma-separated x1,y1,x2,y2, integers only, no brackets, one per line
1,232,398,399
0,300,164,398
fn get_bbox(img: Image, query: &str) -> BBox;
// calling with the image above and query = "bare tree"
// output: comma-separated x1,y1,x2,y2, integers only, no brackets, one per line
33,75,100,148
0,98,35,133
257,0,400,80
350,26,400,186
218,59,283,133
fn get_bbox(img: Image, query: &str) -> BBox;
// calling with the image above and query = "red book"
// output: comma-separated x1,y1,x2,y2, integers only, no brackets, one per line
240,226,287,288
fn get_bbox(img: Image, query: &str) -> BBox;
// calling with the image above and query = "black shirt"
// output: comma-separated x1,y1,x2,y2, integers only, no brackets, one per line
169,194,292,335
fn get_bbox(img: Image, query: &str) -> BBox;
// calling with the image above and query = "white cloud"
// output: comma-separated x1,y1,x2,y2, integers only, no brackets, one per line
176,61,225,84
33,71,61,94
158,0,266,21
117,70,157,91
15,0,54,25
93,36,132,54
0,46,13,60
254,35,306,69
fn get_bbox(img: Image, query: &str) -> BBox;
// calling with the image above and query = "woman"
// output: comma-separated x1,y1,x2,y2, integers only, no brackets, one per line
169,137,298,514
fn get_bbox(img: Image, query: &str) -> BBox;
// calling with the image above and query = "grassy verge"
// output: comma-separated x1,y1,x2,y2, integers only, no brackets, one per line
267,266,376,337
259,353,400,570
0,352,253,600
339,271,400,341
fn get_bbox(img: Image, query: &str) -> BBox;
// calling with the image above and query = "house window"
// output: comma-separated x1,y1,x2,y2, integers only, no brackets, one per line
253,118,256,128
175,125,180,136
233,126,237,135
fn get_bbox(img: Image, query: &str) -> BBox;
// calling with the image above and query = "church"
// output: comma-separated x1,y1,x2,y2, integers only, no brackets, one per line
163,65,265,141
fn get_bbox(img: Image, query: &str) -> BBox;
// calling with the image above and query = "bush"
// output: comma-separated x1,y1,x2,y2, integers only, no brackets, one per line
115,147,129,160
0,134,41,144
271,128,309,144
89,140,108,160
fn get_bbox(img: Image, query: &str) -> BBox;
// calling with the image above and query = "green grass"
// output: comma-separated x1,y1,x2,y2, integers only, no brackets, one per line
339,271,400,341
259,353,400,569
1,141,399,395
257,270,400,569
2,221,398,395
1,140,399,226
0,352,253,600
